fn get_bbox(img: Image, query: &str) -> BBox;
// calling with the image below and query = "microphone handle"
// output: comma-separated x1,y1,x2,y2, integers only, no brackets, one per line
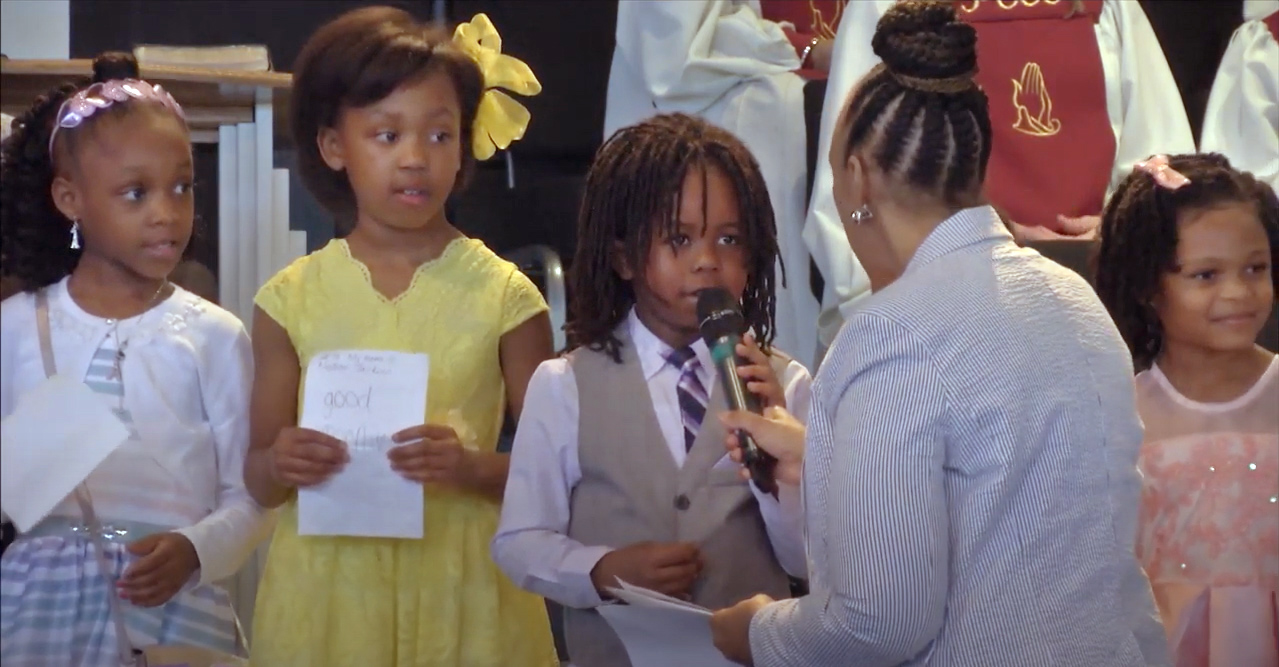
710,336,779,495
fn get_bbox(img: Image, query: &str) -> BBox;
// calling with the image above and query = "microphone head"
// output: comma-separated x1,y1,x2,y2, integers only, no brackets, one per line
696,288,744,345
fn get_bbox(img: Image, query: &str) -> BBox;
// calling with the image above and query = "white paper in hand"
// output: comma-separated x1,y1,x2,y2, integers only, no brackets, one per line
610,579,712,615
0,375,130,532
297,350,428,539
596,579,736,667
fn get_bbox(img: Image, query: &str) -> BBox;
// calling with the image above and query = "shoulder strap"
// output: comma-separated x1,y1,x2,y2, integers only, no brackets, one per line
73,487,143,665
34,290,57,379
35,289,143,665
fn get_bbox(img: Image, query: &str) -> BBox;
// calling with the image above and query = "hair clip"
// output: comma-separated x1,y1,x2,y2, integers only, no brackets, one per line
1134,155,1191,191
48,79,187,158
452,14,542,161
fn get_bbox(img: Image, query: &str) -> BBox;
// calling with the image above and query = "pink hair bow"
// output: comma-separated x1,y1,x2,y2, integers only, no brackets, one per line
48,79,186,158
1134,155,1191,190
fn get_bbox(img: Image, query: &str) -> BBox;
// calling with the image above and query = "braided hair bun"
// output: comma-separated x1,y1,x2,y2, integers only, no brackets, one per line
873,1,978,90
839,0,991,204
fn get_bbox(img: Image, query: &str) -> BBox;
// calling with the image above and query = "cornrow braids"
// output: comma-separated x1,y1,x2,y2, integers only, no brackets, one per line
842,1,990,206
1094,153,1279,372
567,113,780,362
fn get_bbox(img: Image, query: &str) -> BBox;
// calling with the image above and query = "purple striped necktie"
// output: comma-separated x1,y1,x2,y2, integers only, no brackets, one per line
667,346,708,452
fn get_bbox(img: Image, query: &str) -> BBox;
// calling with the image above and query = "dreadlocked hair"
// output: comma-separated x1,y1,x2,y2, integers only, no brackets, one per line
1094,153,1279,372
567,113,779,362
1,52,141,292
841,1,991,206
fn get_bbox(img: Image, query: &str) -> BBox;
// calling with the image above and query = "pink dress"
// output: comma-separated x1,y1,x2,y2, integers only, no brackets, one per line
1135,357,1279,667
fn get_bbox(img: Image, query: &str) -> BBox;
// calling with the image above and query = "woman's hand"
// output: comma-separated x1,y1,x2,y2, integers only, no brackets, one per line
1007,215,1099,243
810,38,833,72
711,594,773,665
720,407,806,486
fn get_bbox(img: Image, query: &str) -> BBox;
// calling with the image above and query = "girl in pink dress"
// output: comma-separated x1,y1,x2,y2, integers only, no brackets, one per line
1096,152,1279,666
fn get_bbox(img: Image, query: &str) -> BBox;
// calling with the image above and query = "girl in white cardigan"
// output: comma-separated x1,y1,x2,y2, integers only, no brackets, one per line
0,52,266,665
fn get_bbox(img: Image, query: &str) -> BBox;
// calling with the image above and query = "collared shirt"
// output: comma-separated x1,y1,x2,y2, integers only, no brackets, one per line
750,206,1169,666
492,311,811,610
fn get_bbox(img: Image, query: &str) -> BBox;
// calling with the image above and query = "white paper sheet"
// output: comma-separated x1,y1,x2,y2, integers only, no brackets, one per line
610,579,712,615
0,374,131,532
297,350,428,539
596,580,737,667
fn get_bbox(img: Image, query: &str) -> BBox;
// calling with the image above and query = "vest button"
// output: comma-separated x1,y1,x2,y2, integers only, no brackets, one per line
674,494,691,511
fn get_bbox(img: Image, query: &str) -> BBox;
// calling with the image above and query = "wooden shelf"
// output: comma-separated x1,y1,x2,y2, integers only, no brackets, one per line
0,59,293,145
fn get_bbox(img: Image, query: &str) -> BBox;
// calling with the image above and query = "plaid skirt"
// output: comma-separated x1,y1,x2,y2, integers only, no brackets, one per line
0,520,238,667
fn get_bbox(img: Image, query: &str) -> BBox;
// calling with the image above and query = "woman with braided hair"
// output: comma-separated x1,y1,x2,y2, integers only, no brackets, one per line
805,0,1194,360
708,3,1168,664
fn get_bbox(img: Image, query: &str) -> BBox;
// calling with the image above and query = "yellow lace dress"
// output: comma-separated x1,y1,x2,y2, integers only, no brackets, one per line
249,238,558,667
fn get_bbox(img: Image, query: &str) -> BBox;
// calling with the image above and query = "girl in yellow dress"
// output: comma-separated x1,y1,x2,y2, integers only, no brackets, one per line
242,7,558,665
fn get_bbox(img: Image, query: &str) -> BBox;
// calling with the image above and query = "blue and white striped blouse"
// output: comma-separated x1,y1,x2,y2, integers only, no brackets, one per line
749,206,1169,666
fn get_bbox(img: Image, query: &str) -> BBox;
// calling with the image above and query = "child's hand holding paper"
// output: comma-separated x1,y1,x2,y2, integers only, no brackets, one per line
268,426,349,489
296,350,428,539
387,423,475,485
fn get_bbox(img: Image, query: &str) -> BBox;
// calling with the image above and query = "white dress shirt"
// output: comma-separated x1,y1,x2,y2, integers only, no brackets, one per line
492,311,811,610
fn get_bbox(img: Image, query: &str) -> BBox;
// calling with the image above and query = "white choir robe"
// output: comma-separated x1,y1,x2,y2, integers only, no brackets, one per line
604,0,821,368
804,0,1196,357
1201,0,1279,191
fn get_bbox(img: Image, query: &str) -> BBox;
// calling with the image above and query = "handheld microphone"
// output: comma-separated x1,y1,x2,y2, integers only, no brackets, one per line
696,288,778,495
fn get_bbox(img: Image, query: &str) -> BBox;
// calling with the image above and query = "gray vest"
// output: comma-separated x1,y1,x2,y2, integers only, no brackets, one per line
563,329,791,667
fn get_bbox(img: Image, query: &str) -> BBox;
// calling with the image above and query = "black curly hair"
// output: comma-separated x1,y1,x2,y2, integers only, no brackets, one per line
291,6,484,229
566,113,779,362
839,0,991,207
1094,153,1279,371
0,51,175,293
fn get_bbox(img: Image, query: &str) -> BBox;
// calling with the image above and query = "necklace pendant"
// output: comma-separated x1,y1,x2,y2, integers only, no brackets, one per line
107,350,125,381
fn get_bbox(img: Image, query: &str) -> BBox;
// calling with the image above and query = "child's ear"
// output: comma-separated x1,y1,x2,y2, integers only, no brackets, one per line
612,242,635,281
49,175,82,223
317,127,345,172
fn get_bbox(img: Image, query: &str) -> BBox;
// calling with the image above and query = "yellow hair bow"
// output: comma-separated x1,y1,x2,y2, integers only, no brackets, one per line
453,14,542,161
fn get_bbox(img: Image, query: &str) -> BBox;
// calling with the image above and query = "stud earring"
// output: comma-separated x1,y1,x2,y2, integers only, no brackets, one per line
848,205,873,225
70,219,82,250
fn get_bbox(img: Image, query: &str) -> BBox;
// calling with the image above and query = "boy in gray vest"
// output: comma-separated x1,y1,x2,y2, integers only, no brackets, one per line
492,114,812,667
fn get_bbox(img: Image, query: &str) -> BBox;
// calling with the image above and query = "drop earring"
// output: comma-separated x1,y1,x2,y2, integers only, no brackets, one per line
70,219,82,250
848,205,873,225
